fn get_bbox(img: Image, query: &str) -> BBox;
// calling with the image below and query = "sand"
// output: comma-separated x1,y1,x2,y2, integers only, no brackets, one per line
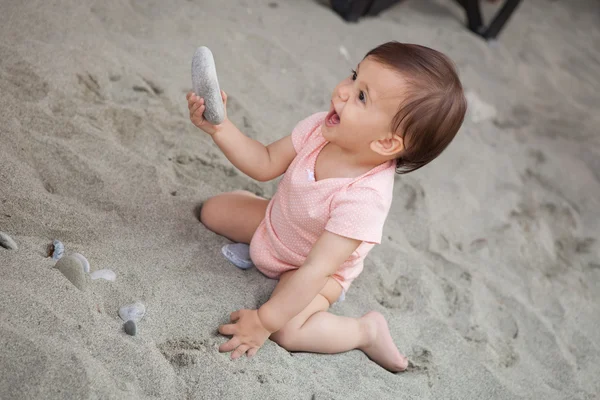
1,0,599,398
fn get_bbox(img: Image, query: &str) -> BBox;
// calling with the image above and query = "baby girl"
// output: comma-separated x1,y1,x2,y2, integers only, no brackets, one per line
186,41,466,372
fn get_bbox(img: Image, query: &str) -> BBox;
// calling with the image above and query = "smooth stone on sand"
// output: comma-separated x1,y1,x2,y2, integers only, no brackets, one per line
71,253,90,273
89,269,116,281
54,256,86,291
119,302,146,322
0,231,18,250
191,46,225,125
51,240,64,260
123,320,137,336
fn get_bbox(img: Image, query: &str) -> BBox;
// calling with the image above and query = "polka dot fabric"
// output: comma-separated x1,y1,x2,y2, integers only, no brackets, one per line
249,112,396,292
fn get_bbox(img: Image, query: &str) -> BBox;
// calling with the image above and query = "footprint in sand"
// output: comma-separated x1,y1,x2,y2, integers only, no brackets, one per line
407,346,439,388
376,275,418,312
105,71,164,105
77,72,103,101
0,45,50,102
158,338,214,368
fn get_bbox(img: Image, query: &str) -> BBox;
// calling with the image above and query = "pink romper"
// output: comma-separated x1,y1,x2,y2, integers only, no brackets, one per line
249,112,396,293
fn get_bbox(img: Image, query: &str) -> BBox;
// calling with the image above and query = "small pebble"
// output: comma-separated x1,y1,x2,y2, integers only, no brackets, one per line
119,302,146,322
90,269,116,281
123,320,137,336
0,231,18,250
55,256,86,291
71,253,90,273
51,240,64,260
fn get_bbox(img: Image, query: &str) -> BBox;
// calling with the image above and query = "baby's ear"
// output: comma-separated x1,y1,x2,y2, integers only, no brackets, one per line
370,134,404,157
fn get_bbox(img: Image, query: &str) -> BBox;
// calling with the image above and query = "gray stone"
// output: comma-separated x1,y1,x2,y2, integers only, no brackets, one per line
0,231,18,250
71,253,89,273
123,320,137,336
54,255,86,291
191,46,225,125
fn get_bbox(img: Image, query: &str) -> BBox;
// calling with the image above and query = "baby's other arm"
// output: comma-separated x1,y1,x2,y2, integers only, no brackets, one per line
257,232,361,333
187,91,296,182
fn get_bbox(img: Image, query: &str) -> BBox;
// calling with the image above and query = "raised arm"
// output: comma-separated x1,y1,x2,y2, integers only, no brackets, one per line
213,124,296,182
188,91,296,182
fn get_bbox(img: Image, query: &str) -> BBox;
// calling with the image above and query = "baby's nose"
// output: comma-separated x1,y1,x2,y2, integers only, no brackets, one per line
338,86,350,101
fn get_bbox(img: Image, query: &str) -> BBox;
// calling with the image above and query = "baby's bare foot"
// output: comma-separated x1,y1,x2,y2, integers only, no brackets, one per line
359,311,408,372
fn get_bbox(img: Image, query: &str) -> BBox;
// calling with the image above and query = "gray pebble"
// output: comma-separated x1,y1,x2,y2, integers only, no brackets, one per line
191,46,225,125
0,231,18,250
55,255,86,291
124,320,137,336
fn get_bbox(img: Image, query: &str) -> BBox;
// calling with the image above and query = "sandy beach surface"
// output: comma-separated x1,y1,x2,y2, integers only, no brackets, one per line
1,0,599,398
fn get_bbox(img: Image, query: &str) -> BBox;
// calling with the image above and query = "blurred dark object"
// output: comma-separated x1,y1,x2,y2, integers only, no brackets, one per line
329,0,366,22
328,0,522,40
457,0,522,40
329,0,402,21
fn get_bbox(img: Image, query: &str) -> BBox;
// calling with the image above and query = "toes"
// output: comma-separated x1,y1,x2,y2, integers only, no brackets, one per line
397,355,409,371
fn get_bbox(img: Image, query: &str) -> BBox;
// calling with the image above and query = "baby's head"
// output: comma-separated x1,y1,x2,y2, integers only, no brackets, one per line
323,41,467,173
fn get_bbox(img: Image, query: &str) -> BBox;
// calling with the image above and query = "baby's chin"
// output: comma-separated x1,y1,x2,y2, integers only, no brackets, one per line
321,123,336,142
322,121,351,142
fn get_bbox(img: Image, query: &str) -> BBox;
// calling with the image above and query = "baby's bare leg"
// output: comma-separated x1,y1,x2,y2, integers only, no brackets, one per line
269,272,408,372
200,190,268,243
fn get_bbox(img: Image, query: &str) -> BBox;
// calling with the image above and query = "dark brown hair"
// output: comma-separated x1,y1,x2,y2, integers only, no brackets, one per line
365,42,467,174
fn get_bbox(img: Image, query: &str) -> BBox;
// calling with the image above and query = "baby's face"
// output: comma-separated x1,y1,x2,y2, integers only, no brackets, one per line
322,57,406,156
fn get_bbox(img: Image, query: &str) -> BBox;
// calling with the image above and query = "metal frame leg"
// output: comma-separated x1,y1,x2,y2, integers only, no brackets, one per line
455,0,522,40
482,0,522,39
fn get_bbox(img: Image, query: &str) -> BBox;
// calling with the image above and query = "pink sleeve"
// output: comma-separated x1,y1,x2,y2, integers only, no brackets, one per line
325,187,390,244
291,112,328,153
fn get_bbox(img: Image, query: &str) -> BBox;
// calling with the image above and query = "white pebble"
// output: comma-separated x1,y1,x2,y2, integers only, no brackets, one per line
90,269,116,281
119,302,146,322
51,240,64,260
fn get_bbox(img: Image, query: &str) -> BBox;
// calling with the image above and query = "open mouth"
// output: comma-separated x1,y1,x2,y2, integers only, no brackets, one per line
325,106,341,127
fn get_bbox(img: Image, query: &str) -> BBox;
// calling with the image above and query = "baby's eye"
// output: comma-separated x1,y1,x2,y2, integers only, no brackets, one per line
351,69,357,81
358,90,366,103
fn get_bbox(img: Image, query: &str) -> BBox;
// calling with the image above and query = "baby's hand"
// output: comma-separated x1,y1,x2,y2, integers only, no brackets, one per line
218,309,272,360
186,90,228,136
